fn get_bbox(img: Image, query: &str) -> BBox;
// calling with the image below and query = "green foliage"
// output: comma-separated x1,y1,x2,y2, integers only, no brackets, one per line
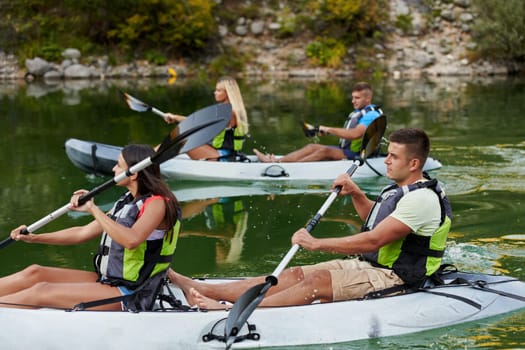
145,50,168,66
208,47,250,76
306,38,346,68
395,14,413,34
41,44,63,62
304,0,390,44
354,45,385,76
0,0,217,63
276,9,298,38
471,0,525,61
107,0,216,56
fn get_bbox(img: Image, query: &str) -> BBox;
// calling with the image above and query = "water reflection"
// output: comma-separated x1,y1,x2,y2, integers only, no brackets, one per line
181,197,248,265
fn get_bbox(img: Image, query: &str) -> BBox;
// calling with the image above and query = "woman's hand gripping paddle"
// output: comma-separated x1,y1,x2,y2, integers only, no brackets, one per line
122,92,169,120
0,103,231,249
223,115,387,349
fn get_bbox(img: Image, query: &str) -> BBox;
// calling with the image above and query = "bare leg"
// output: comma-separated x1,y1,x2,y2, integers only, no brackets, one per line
0,264,98,297
1,281,122,310
168,267,306,305
189,269,333,309
0,265,121,310
186,144,221,161
260,269,333,306
275,144,346,162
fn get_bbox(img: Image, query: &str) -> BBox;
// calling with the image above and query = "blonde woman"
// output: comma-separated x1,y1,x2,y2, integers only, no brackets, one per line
165,77,248,161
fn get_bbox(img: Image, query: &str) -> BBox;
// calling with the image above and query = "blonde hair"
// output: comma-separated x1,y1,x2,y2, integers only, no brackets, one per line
217,76,249,134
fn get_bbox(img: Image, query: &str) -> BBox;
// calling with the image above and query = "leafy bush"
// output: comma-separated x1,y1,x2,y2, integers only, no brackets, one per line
395,14,413,34
107,0,216,56
276,9,298,38
0,0,217,63
471,0,525,61
306,38,346,68
145,50,168,66
208,47,250,76
304,0,390,44
41,44,63,62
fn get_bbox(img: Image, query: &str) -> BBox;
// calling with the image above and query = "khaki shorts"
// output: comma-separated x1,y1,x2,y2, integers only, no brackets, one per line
301,258,404,301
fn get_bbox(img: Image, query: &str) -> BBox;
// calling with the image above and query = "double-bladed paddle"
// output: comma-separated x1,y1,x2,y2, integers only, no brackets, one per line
0,103,232,249
223,115,387,349
122,92,168,119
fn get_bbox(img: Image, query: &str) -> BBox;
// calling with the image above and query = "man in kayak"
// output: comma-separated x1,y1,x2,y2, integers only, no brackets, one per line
169,128,452,309
163,76,249,161
253,82,383,162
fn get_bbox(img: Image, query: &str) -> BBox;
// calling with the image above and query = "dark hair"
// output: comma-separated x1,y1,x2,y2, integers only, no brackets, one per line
389,128,430,166
121,144,180,241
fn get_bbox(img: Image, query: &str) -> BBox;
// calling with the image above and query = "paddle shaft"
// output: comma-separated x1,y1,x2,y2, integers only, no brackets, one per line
271,162,357,278
0,157,154,248
151,107,168,119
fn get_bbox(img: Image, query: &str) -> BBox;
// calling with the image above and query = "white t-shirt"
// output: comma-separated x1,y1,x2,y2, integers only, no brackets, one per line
390,187,441,237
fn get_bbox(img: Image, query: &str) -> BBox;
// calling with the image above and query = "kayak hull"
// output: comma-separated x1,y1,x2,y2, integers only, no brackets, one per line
64,138,443,182
1,272,523,349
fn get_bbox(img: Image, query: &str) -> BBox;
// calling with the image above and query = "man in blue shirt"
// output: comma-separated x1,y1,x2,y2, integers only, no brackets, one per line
254,82,383,162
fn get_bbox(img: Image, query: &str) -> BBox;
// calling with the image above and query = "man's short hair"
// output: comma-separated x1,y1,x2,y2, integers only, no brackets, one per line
352,82,372,92
389,128,430,165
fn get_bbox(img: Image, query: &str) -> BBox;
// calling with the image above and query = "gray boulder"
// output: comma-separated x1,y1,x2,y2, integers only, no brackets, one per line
64,64,92,79
25,57,53,76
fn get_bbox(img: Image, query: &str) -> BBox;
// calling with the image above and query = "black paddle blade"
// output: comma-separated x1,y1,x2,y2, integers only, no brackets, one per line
153,103,231,163
360,115,387,159
224,281,273,347
122,92,152,113
301,121,319,138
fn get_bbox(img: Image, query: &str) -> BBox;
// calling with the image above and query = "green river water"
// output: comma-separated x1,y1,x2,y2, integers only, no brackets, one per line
0,76,523,349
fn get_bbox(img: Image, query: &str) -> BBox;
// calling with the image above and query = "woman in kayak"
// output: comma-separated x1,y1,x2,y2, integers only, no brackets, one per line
164,76,249,161
0,144,181,311
169,128,452,309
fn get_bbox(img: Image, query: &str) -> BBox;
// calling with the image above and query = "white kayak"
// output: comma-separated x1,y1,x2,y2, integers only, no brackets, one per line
1,271,523,349
64,138,443,183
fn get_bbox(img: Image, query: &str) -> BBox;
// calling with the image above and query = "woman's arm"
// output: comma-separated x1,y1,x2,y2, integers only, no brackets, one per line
10,219,103,245
164,113,186,124
87,198,166,249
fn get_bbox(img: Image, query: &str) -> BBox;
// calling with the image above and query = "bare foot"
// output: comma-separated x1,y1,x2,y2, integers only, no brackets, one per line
253,148,272,163
190,288,231,310
268,154,280,162
167,269,201,305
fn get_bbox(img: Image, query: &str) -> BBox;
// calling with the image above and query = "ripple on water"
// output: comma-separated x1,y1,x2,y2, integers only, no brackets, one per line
437,143,525,195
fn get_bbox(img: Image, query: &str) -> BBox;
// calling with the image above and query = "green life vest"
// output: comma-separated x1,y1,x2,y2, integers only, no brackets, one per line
212,127,245,152
94,192,180,289
361,178,453,286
